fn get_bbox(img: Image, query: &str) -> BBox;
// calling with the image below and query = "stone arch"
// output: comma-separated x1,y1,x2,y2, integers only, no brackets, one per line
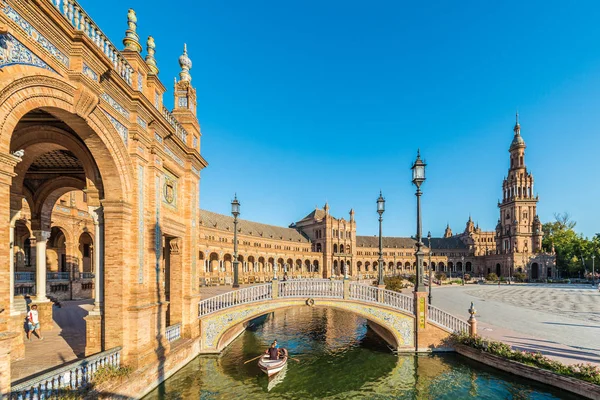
78,231,94,274
209,252,219,273
34,177,86,230
205,299,415,353
223,254,233,273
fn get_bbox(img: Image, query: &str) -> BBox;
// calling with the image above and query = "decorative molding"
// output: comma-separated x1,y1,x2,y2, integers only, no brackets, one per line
0,33,55,72
82,63,98,81
102,110,128,145
3,6,69,67
163,146,184,167
136,116,147,130
101,93,130,118
137,165,144,284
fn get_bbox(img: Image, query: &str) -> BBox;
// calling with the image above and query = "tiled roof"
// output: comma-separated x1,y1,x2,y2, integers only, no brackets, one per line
356,236,417,248
199,209,309,242
297,208,326,223
356,235,468,250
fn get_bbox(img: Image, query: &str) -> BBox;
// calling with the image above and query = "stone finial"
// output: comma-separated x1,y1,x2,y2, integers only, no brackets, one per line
145,36,159,75
123,9,141,53
178,43,192,82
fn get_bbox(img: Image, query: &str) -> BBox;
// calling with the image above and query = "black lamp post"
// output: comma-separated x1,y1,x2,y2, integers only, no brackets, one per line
231,194,240,288
411,150,426,293
461,255,465,286
377,191,385,286
592,253,596,287
427,231,432,305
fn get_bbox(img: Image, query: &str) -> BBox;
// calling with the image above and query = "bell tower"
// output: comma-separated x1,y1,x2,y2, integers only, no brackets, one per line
497,113,542,255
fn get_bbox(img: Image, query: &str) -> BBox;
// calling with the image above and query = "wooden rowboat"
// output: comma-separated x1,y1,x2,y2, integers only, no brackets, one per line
258,348,288,377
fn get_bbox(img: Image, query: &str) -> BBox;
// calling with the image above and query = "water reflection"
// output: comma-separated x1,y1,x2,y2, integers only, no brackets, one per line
145,307,578,399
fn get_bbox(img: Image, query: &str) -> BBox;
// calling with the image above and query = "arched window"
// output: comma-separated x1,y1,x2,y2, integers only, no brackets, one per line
340,244,344,253
333,244,338,253
316,243,322,252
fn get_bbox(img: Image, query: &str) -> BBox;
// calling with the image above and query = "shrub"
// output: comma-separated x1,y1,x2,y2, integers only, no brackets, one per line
435,272,447,281
383,276,405,292
92,365,133,385
513,272,527,282
463,274,471,281
452,333,600,385
486,273,498,281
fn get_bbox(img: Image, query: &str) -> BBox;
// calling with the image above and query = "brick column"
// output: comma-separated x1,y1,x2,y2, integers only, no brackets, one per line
9,210,21,314
0,331,19,396
168,238,183,326
84,206,103,356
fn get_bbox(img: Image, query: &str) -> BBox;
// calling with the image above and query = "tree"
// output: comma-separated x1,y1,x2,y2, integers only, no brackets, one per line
542,213,598,278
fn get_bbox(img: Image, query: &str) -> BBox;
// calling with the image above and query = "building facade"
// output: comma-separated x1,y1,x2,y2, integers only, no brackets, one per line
0,0,554,393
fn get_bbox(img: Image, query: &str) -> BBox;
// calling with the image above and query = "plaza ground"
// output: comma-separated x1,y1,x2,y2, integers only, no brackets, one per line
420,283,600,367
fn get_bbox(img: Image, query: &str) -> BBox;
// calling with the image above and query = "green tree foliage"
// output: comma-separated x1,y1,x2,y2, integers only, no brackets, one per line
542,213,599,277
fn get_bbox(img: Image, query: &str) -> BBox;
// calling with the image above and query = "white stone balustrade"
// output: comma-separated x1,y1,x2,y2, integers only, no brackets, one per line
198,283,273,317
428,305,469,334
278,279,343,298
50,0,134,87
165,323,181,343
8,347,122,398
162,106,189,144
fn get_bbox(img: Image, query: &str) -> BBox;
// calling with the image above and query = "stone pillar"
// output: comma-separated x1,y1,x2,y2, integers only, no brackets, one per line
9,210,20,314
468,302,477,337
88,207,104,313
0,331,19,395
33,230,50,302
272,279,279,299
414,291,428,351
168,238,183,326
343,278,350,299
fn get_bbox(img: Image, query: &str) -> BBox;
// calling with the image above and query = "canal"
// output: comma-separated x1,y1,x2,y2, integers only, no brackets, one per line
144,307,578,399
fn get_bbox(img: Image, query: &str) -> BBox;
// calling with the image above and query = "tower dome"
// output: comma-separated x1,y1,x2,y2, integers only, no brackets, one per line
179,43,192,82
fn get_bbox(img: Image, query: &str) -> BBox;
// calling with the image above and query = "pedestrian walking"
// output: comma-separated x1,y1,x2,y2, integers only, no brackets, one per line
26,304,43,340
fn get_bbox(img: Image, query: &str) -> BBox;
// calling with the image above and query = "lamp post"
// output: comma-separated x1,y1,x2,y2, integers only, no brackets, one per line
592,254,596,287
377,191,385,287
427,231,432,305
461,255,465,286
231,194,241,288
411,150,426,293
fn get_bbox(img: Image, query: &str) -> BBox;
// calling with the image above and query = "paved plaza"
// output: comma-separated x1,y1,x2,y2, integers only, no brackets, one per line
424,283,600,366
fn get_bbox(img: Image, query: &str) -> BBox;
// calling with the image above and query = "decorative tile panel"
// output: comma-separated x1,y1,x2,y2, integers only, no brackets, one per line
178,97,188,107
191,166,200,176
154,92,160,109
82,63,98,81
137,116,147,130
101,93,130,118
154,133,163,143
0,33,55,72
137,70,143,91
163,146,184,167
102,110,128,145
162,173,177,207
138,165,145,284
3,6,69,67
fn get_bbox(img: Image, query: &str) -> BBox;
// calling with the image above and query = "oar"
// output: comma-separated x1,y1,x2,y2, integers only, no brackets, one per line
244,354,264,364
288,357,301,363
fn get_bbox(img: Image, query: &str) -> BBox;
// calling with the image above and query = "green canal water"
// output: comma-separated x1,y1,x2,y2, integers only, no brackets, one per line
144,308,578,399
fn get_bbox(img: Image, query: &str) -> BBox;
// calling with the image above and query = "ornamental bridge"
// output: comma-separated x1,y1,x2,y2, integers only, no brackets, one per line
197,279,469,353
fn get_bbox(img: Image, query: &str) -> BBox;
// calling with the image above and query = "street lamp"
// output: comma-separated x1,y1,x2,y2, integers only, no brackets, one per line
592,254,596,287
461,255,465,286
377,191,385,286
231,194,241,288
411,150,426,293
427,231,432,305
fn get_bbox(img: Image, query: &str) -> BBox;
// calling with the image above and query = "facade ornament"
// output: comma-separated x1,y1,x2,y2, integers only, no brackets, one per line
178,43,192,83
145,36,159,75
123,9,141,53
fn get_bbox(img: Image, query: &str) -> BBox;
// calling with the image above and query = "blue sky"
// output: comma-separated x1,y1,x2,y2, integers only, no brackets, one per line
81,0,600,238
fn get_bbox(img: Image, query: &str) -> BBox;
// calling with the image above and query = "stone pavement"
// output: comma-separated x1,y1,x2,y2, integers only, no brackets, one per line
11,299,92,383
421,283,600,367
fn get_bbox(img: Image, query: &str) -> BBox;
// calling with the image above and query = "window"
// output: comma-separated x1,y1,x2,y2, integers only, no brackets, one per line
83,244,90,258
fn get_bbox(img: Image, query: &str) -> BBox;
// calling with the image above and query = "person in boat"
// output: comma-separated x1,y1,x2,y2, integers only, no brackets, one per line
266,341,280,360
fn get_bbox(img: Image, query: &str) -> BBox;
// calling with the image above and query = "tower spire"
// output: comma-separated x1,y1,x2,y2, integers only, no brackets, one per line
145,36,159,75
123,9,141,53
178,43,192,82
514,110,520,135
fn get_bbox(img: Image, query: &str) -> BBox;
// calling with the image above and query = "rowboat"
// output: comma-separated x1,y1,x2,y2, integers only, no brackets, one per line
258,348,288,377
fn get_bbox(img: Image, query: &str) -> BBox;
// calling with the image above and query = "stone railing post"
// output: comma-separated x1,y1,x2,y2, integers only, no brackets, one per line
343,278,350,299
468,302,477,337
272,279,278,299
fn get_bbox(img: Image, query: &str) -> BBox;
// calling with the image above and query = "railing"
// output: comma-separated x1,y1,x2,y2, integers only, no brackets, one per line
15,272,35,282
80,272,95,280
8,347,122,398
47,272,70,281
428,305,469,334
348,283,414,313
162,106,188,144
165,323,181,343
50,0,133,86
278,279,343,298
198,283,272,317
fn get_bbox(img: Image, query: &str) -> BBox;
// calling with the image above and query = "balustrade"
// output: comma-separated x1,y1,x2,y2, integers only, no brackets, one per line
8,347,121,398
50,0,134,86
15,272,35,282
47,271,70,281
278,279,343,298
80,272,95,280
165,323,181,343
428,305,469,333
162,106,189,144
198,283,272,317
